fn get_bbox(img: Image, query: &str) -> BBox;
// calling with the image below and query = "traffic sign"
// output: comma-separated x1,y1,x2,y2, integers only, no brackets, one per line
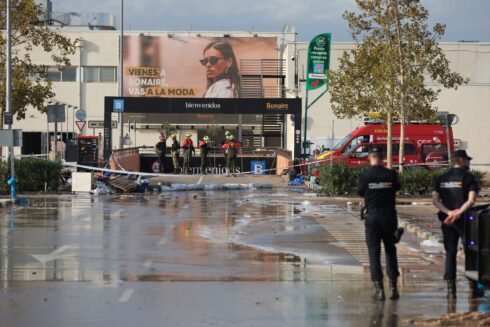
47,104,66,123
75,120,86,131
75,109,87,121
0,130,22,147
3,113,13,125
88,120,118,128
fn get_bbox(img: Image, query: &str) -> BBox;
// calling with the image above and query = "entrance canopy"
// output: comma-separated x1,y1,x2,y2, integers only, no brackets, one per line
104,97,302,160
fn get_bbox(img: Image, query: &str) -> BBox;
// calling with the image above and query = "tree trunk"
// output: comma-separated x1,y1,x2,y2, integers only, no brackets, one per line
387,110,393,168
393,0,406,173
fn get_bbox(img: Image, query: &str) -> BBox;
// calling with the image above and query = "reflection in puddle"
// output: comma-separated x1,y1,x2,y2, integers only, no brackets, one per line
0,191,333,284
0,191,488,325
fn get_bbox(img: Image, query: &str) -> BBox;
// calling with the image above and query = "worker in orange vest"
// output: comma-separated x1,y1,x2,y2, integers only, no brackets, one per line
199,136,211,174
181,132,195,174
222,135,241,177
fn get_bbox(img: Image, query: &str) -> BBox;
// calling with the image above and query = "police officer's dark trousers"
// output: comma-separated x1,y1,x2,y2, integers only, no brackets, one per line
365,208,400,282
442,222,466,281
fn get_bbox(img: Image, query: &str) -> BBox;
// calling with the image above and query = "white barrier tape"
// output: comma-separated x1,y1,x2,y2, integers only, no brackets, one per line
238,157,450,176
62,162,207,178
57,157,454,178
110,154,127,172
0,154,49,159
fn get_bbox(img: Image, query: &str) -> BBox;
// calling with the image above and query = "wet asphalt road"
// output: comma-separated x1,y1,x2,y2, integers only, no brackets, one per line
0,190,488,326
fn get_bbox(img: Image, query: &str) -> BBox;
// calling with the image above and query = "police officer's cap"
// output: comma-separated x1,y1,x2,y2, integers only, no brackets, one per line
368,147,382,155
453,150,472,161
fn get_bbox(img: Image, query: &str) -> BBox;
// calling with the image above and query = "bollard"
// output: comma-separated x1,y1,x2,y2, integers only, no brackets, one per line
7,176,16,201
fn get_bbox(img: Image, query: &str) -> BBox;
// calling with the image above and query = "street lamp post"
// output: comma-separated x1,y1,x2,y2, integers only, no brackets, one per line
5,0,16,201
119,0,124,149
293,48,308,158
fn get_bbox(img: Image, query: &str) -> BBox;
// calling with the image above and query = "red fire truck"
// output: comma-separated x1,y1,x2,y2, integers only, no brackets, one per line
314,120,454,168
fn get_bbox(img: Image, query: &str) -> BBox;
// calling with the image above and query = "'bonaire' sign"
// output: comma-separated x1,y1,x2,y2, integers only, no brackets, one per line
306,33,332,91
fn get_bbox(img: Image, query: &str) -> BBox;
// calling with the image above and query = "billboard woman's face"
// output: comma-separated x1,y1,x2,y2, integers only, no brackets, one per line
203,48,232,80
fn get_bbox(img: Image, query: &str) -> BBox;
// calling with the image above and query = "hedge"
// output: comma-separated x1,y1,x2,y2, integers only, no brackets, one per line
318,164,368,195
0,157,61,194
319,163,486,196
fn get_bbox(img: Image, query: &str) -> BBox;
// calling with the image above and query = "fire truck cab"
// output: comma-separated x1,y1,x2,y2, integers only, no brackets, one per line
315,119,454,168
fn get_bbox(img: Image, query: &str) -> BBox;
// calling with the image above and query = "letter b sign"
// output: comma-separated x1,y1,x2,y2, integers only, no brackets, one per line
113,99,124,112
251,160,266,175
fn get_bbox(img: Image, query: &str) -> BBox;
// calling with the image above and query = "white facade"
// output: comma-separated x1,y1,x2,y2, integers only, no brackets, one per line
11,28,490,170
285,42,490,171
13,29,296,154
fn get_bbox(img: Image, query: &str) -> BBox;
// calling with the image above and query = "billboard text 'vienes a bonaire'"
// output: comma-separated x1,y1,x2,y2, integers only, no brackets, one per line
123,36,278,98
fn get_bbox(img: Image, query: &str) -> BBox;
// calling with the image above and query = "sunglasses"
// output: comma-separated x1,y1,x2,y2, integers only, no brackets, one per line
199,56,224,66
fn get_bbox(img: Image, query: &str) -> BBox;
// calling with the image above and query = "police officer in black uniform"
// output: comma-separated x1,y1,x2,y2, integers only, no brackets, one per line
432,150,480,299
357,147,401,301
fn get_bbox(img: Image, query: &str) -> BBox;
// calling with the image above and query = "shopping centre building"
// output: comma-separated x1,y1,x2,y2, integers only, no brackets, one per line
10,3,490,171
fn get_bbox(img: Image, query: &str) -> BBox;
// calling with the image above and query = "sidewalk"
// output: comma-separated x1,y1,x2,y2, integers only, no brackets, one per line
308,203,445,274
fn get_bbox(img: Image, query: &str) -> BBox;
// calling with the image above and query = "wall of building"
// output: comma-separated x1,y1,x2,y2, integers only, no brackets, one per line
285,42,490,170
13,29,295,155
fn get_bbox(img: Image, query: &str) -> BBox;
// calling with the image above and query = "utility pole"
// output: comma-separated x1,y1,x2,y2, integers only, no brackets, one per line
119,0,124,149
6,0,16,200
303,92,309,158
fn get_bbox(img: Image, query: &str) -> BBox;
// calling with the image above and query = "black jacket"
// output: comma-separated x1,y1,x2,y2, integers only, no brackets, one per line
357,165,400,212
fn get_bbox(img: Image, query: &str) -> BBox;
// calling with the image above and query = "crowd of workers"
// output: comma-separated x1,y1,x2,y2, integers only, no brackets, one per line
155,131,242,176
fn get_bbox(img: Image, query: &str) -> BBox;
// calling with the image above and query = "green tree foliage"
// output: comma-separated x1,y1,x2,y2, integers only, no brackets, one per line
0,0,77,122
328,0,467,169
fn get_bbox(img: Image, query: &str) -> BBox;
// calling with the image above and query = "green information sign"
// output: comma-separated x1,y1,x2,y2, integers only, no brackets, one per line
306,33,332,91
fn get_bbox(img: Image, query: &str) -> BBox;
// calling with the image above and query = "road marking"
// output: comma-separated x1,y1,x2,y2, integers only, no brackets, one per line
197,176,203,184
31,245,75,264
143,259,153,268
118,289,134,303
158,238,167,246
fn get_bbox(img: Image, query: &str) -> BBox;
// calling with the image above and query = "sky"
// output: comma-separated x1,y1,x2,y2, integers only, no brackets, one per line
51,0,490,42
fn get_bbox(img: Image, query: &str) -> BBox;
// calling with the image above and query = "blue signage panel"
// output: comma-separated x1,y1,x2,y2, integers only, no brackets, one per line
250,160,266,175
113,99,125,112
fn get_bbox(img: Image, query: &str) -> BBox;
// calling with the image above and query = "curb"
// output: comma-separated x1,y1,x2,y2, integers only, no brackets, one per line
397,214,465,259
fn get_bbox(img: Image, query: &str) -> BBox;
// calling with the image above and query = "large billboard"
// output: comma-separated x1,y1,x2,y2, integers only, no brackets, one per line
123,36,279,98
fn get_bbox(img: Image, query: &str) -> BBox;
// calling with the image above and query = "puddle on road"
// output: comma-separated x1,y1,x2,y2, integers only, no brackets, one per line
0,190,355,285
0,191,489,325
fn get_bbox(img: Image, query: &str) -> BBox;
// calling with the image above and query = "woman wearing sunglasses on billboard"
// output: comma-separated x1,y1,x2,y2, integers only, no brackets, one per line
200,41,241,98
